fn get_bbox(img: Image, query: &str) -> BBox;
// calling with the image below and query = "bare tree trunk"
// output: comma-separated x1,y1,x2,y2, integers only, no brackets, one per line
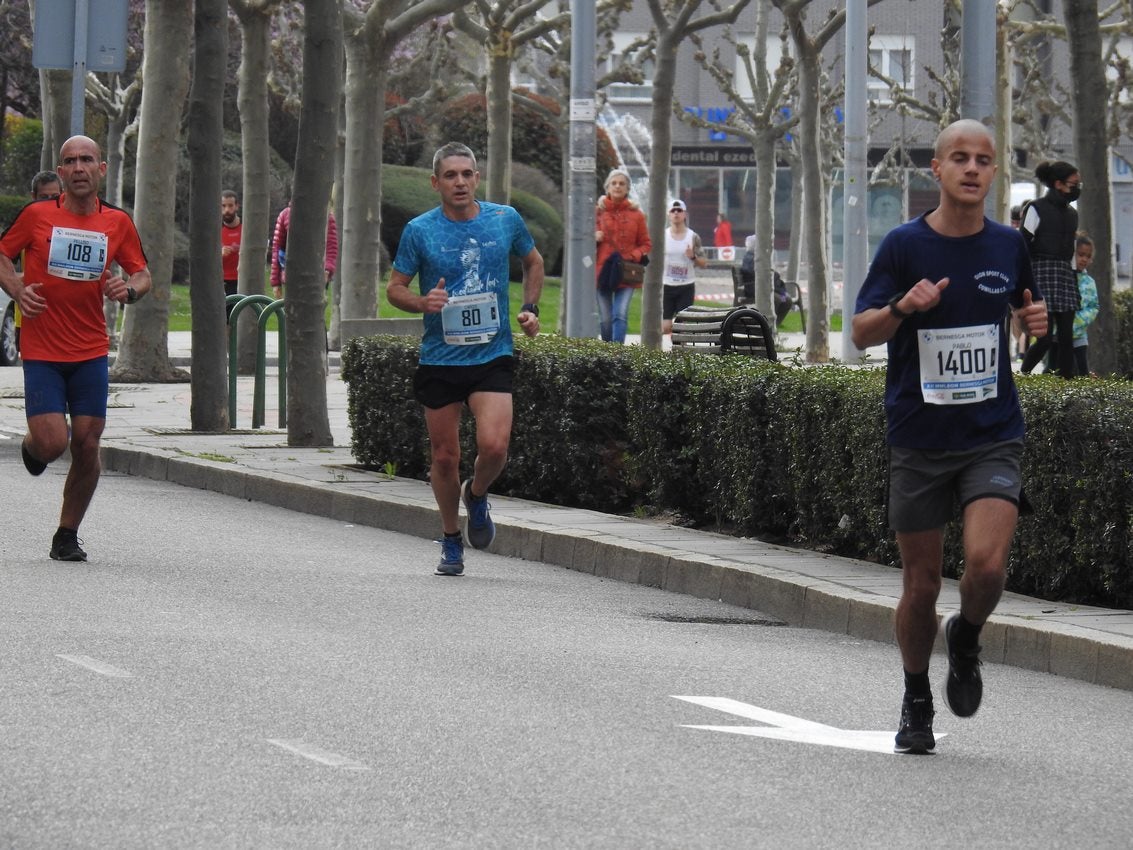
1065,0,1115,374
111,0,192,383
188,0,229,430
339,29,384,322
329,81,346,349
231,0,282,374
286,0,341,446
485,49,512,204
794,42,830,361
787,157,803,283
641,33,680,351
40,69,70,170
338,0,467,324
752,133,777,319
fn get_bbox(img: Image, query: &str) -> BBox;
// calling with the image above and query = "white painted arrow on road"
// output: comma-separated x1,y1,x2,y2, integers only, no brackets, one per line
673,696,946,755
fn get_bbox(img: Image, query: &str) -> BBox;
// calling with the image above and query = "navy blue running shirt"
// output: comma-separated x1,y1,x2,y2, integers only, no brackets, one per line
855,213,1041,450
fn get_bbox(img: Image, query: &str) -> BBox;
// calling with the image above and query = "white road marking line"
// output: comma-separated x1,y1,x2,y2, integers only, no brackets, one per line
673,695,946,755
56,654,133,678
266,739,371,770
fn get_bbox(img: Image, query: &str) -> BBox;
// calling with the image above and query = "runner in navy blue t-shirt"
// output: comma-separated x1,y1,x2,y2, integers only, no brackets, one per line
852,119,1049,754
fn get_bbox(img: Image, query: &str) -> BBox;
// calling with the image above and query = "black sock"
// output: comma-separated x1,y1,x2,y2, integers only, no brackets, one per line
54,526,77,540
952,613,982,649
903,669,931,699
444,531,462,540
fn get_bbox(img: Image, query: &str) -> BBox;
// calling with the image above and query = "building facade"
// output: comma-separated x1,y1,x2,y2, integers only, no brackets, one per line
588,0,1131,274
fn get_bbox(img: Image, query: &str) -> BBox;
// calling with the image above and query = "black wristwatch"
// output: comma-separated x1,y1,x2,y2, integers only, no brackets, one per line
521,302,539,317
126,286,139,305
887,293,912,320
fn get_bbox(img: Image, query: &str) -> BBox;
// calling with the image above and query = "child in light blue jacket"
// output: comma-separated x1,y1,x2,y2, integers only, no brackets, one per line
1071,233,1098,377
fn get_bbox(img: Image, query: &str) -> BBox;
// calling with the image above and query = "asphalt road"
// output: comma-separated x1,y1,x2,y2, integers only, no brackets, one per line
3,443,1132,849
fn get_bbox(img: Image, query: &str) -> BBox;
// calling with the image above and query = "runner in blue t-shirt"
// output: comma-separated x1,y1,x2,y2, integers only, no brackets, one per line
387,142,543,577
851,119,1048,755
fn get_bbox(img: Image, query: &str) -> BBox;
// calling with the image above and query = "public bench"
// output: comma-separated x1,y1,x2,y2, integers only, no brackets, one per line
730,265,807,331
670,305,778,361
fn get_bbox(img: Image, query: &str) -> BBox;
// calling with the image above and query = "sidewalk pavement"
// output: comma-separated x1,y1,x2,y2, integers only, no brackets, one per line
1,331,1130,695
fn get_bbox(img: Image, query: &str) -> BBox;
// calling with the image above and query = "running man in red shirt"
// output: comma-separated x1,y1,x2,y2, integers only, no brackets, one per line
0,135,152,562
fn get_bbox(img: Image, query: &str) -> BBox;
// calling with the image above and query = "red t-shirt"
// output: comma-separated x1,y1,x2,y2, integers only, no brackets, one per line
221,220,241,281
0,196,147,362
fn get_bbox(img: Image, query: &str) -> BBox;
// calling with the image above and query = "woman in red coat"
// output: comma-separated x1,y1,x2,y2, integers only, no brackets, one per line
595,168,651,343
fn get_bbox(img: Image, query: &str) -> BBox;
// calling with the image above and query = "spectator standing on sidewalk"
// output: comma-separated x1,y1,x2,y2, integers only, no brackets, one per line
1019,160,1081,378
713,212,733,256
851,119,1048,755
0,135,151,562
661,199,707,336
1069,232,1098,377
595,168,650,344
386,141,543,577
270,200,338,300
220,189,242,317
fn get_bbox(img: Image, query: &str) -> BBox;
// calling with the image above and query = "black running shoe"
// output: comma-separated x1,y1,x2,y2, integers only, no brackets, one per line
894,694,935,754
50,530,87,562
22,442,46,476
943,612,983,718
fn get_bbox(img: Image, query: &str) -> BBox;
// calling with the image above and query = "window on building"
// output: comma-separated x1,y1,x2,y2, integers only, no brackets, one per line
605,33,653,102
868,36,914,103
732,35,788,103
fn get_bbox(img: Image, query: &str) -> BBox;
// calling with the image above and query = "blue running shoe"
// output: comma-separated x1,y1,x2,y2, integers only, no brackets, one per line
461,478,496,550
435,534,464,576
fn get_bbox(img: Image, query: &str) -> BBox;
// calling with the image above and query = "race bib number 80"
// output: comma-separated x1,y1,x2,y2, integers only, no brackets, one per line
917,324,999,405
48,227,108,281
442,292,500,346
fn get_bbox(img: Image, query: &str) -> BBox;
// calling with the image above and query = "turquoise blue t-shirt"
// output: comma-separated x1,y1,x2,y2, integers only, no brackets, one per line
392,201,536,366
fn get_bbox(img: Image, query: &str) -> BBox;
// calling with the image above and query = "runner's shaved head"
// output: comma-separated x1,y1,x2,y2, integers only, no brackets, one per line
934,119,995,160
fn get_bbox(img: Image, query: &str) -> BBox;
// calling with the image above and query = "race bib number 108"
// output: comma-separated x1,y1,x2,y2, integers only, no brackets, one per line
47,227,108,281
917,324,1000,405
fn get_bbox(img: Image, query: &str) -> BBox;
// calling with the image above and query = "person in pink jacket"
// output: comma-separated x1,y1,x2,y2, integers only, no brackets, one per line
270,204,338,299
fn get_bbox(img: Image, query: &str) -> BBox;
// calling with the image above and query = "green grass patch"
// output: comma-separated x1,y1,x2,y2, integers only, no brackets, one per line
172,277,829,337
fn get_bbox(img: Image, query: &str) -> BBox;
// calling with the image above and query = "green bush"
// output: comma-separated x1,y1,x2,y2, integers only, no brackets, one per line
343,333,1133,610
0,194,30,229
2,115,45,197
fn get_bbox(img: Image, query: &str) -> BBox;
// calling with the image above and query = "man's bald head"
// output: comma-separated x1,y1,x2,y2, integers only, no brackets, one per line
934,119,995,160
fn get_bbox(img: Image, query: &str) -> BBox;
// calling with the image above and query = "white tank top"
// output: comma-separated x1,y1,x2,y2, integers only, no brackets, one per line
663,229,698,286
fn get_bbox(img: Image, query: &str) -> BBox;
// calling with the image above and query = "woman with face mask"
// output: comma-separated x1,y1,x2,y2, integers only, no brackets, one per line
1019,160,1081,378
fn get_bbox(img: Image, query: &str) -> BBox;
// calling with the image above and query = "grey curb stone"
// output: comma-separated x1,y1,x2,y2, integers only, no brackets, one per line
98,443,1133,695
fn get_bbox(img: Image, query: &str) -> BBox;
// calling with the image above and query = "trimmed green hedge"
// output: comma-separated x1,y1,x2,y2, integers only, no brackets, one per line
342,334,1133,609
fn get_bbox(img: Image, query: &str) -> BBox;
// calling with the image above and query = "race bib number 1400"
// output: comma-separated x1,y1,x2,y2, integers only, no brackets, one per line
917,324,1000,405
47,227,108,281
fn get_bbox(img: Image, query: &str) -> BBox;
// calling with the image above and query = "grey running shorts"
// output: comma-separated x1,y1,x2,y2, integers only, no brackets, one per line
888,438,1023,533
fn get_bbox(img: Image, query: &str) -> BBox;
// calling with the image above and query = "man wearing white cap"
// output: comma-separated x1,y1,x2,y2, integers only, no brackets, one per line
662,199,707,336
